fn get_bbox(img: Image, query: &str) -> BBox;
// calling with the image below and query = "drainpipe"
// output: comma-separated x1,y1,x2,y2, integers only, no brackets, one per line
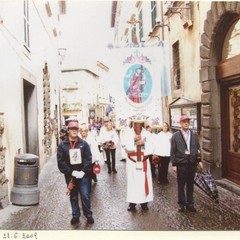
161,1,164,41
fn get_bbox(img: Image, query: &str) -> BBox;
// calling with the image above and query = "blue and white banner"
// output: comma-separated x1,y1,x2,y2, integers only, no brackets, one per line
107,42,170,128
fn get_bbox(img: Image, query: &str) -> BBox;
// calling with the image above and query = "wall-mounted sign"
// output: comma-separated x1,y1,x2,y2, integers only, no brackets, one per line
169,97,201,133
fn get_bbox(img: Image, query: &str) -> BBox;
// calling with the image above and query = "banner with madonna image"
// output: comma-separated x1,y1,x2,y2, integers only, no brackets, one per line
107,41,170,127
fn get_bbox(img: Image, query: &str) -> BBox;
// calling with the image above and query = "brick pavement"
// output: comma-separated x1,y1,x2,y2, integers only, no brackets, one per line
0,154,240,232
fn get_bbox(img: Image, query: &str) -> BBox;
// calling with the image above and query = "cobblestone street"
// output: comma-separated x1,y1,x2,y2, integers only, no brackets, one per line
0,154,240,239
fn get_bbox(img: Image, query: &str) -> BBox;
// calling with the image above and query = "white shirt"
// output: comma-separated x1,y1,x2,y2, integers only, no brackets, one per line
97,126,107,144
80,134,101,161
153,131,172,157
181,129,191,151
99,129,119,148
143,129,156,155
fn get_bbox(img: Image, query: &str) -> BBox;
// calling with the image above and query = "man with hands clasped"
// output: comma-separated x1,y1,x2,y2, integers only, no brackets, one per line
57,120,94,225
170,115,203,213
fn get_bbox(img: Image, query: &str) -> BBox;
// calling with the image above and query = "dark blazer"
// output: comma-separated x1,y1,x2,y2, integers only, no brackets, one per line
170,130,200,166
57,136,92,183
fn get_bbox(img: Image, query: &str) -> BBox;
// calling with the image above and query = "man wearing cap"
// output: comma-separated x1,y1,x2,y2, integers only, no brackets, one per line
57,120,94,225
170,115,203,212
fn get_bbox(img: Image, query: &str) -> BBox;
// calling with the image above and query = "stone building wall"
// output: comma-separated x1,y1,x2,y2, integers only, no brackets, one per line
0,113,8,208
43,63,52,159
200,1,240,178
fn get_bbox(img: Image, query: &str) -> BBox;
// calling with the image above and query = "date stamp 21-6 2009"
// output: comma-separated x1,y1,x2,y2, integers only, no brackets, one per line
1,232,38,240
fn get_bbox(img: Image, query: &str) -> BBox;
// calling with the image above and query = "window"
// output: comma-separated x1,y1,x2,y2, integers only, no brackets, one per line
24,0,30,48
151,1,157,28
172,41,181,90
222,19,240,60
131,27,135,43
45,2,52,17
59,1,66,15
139,9,143,42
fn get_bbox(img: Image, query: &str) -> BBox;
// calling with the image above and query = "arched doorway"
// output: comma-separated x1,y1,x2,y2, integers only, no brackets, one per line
217,18,240,185
200,2,240,185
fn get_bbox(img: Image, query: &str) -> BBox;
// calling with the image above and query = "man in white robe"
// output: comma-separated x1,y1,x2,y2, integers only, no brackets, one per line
123,122,153,211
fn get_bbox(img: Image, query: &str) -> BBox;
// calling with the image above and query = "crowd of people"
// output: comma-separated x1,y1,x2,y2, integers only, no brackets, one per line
57,114,203,225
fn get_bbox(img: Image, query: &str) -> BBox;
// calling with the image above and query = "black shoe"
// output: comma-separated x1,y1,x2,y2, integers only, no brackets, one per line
127,205,136,212
112,169,117,173
141,205,149,211
120,159,126,162
186,205,197,212
70,217,80,225
178,206,185,212
87,216,94,224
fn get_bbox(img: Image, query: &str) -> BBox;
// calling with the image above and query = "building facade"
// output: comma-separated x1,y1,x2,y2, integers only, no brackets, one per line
0,0,64,207
199,1,240,188
111,1,240,191
60,59,111,126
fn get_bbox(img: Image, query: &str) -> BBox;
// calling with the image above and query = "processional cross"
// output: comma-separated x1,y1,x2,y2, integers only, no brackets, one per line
134,122,144,170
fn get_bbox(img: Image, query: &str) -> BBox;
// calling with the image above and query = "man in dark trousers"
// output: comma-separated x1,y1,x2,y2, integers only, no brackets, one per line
57,120,94,225
170,115,203,212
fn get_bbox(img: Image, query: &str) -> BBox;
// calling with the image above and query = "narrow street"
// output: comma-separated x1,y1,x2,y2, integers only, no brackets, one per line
0,152,240,239
1,2,240,240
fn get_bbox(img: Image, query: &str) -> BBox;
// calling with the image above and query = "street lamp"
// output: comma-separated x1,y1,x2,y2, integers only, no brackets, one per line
164,1,192,28
166,1,191,16
155,16,170,31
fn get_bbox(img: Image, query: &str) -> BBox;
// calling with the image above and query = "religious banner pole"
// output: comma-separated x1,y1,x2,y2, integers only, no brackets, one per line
134,121,143,170
135,122,142,160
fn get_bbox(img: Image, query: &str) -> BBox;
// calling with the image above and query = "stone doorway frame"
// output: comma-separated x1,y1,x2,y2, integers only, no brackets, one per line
200,2,240,179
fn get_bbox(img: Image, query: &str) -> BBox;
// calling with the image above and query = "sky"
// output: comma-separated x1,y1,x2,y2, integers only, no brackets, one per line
59,0,114,66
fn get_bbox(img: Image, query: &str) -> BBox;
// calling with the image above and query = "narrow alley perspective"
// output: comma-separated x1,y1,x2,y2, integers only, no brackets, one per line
0,152,240,239
1,1,240,240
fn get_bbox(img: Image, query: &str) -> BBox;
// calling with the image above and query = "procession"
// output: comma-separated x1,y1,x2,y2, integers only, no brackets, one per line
1,115,240,235
1,1,240,239
56,114,211,225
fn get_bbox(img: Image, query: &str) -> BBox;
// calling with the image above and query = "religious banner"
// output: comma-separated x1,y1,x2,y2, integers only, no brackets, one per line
108,42,170,128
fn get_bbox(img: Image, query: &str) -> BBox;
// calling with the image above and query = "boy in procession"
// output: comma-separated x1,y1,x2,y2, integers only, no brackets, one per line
57,120,94,225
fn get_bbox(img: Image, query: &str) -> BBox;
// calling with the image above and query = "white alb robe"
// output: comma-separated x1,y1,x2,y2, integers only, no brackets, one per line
123,127,153,204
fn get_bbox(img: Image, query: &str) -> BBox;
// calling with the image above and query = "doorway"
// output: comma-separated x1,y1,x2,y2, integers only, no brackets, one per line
221,82,240,185
23,79,39,155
